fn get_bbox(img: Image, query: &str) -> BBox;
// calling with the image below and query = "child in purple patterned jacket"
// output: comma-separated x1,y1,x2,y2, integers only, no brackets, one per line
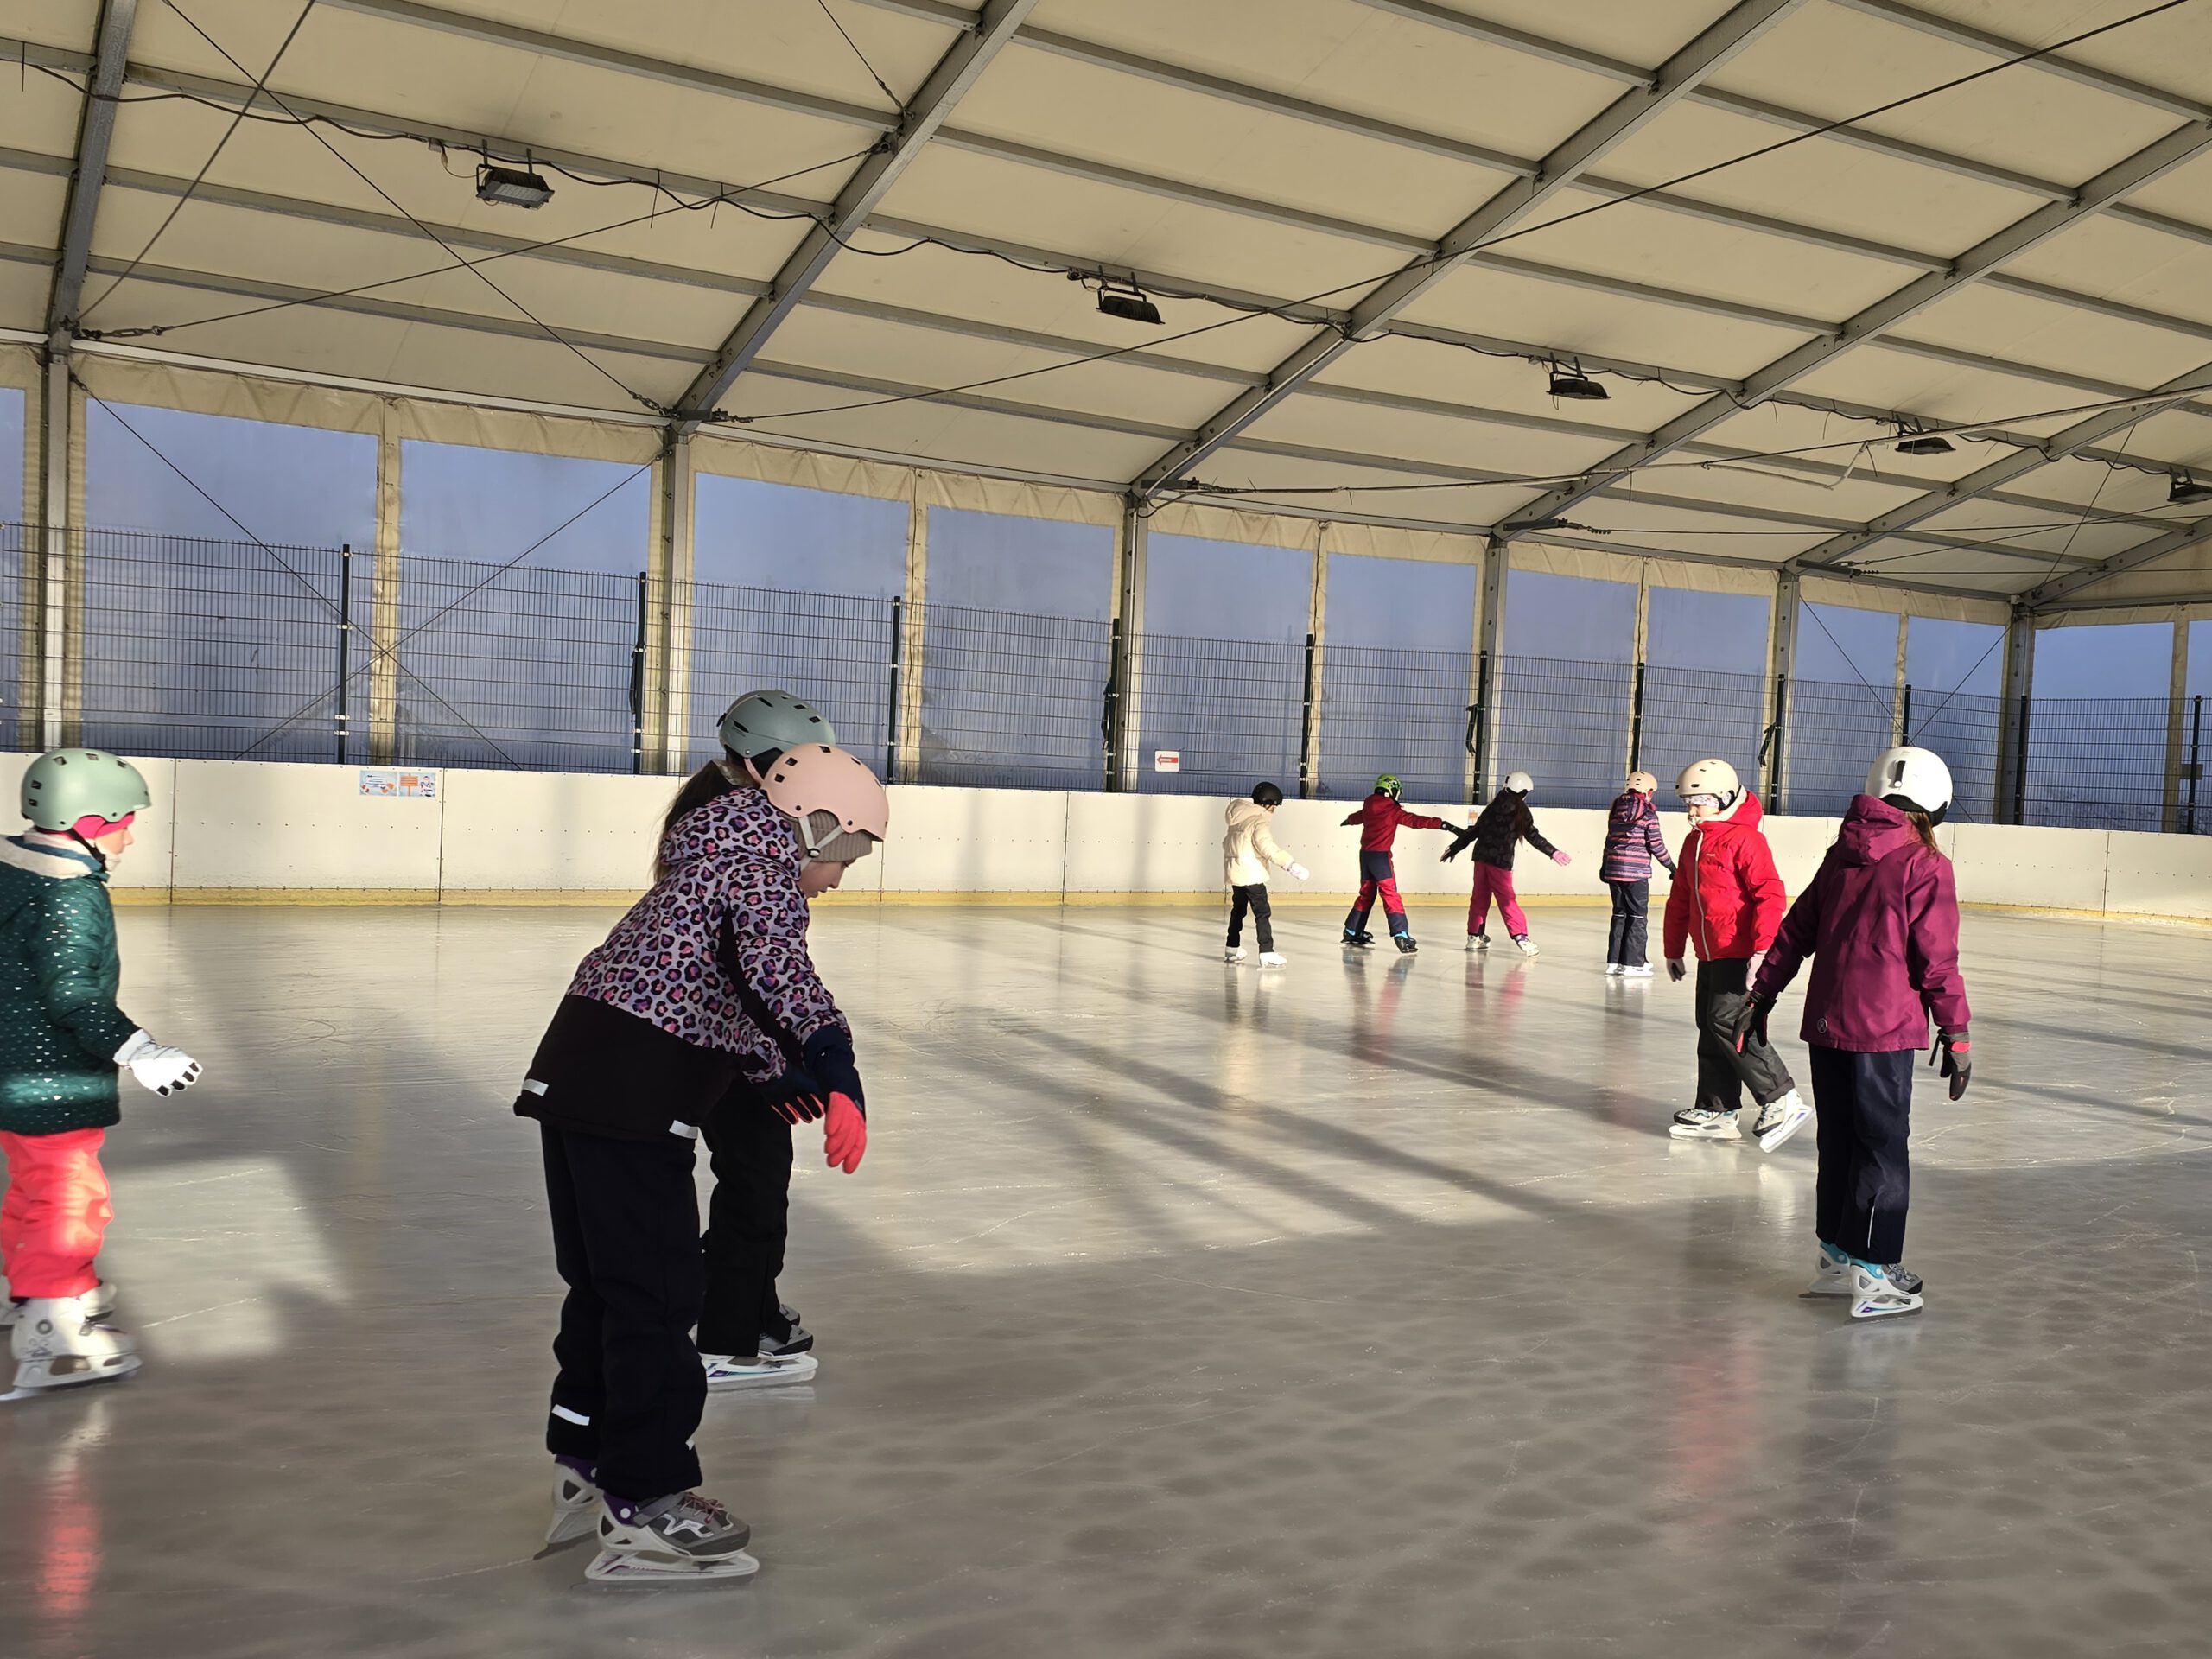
513,741,887,1585
1600,770,1675,978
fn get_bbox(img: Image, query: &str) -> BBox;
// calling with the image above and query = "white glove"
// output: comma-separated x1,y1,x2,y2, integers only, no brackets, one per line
1288,863,1311,882
115,1029,202,1096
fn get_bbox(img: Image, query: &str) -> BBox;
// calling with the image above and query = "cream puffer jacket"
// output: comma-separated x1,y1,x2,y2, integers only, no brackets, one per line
1223,798,1300,887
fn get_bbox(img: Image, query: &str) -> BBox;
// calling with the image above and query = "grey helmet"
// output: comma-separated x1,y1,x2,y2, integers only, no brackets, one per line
22,747,151,833
717,690,836,762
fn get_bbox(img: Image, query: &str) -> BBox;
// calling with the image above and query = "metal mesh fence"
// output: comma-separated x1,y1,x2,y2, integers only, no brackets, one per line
917,601,1109,790
1788,677,1896,818
10,524,2209,834
1495,656,1631,807
2023,695,2170,831
1317,641,1471,803
1134,631,1305,797
1638,664,1766,801
687,583,895,777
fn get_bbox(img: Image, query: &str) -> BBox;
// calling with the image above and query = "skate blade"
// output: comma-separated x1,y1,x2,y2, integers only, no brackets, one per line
1850,1299,1923,1320
705,1357,819,1393
10,1353,142,1392
1757,1112,1813,1153
544,1510,601,1549
585,1547,760,1583
1668,1127,1743,1142
1800,1281,1853,1299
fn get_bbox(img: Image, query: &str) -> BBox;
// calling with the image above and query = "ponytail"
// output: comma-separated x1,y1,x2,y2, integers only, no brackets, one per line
653,759,759,881
1903,806,1944,857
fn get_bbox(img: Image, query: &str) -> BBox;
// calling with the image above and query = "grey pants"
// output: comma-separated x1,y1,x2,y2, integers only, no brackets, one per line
1694,957,1796,1112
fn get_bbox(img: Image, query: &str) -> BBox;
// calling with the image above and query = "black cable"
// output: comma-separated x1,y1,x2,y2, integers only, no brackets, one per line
813,0,901,107
75,1,319,324
156,0,669,417
83,145,880,342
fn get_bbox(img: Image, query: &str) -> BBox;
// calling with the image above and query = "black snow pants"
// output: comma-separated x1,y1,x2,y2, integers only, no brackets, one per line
1227,883,1275,952
696,1090,796,1360
1810,1045,1915,1266
1605,878,1649,967
1694,957,1796,1113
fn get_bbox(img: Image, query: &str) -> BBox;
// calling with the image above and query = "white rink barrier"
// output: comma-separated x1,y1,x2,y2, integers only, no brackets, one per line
0,754,2204,924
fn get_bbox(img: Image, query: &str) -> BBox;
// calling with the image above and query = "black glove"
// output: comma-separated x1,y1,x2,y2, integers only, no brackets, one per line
1442,827,1477,863
1729,991,1772,1054
1932,1029,1970,1101
756,1066,830,1126
802,1027,866,1117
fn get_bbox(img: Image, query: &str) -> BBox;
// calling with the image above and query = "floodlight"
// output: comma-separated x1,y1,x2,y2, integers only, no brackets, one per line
1893,427,1954,456
2169,470,2212,505
1096,282,1163,325
477,163,554,209
1547,365,1609,401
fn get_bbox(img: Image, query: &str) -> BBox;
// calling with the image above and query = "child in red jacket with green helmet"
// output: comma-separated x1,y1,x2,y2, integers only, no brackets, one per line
1661,757,1808,1152
1,748,200,1393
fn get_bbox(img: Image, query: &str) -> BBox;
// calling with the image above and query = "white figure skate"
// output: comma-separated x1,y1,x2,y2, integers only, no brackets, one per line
10,1295,140,1391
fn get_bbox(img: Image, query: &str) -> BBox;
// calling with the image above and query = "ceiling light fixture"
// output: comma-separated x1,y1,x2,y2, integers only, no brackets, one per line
1546,361,1609,402
2169,469,2212,505
1092,276,1163,325
1893,423,1954,456
476,162,554,209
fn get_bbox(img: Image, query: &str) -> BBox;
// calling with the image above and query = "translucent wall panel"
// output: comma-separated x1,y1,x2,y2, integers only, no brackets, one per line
1497,569,1633,808
0,387,22,523
397,442,651,772
1789,601,1899,817
920,508,1112,789
1641,587,1768,801
82,404,376,762
1,388,22,747
1318,553,1474,803
1904,618,2004,824
1138,533,1310,796
2025,623,2172,830
690,477,903,772
2187,621,2211,834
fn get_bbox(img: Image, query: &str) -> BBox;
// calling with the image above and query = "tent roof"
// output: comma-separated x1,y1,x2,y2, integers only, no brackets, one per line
6,0,2212,609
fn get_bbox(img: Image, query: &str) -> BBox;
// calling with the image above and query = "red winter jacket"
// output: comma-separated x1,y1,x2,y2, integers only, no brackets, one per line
1751,795,1969,1052
1343,791,1446,853
1662,791,1785,963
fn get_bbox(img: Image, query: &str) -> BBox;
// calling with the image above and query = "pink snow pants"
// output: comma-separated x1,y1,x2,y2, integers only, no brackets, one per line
0,1128,111,1300
1466,864,1528,938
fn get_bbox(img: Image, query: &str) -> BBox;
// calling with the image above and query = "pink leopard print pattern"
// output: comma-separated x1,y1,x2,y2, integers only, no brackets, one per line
568,785,848,1078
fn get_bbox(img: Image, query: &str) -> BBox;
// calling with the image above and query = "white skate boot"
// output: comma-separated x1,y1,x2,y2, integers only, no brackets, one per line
1618,963,1654,979
1850,1262,1924,1320
10,1295,140,1392
2,1280,115,1328
1465,932,1488,953
1223,946,1245,963
1258,951,1287,967
1751,1090,1813,1153
1804,1242,1853,1296
702,1350,818,1392
547,1461,602,1547
1510,934,1539,958
1669,1107,1742,1141
586,1491,758,1583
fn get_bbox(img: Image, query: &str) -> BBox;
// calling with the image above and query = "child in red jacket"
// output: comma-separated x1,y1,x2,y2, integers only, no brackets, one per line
1340,773,1457,955
1734,747,1970,1321
1661,758,1808,1150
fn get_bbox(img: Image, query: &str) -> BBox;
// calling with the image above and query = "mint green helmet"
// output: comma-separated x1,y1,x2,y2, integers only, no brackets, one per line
717,690,836,761
22,748,151,832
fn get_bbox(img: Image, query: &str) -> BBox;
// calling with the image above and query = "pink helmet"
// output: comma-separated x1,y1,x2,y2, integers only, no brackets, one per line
758,744,889,861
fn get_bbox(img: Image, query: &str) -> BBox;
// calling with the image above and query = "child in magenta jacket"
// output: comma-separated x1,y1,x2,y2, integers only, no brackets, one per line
1736,747,1970,1321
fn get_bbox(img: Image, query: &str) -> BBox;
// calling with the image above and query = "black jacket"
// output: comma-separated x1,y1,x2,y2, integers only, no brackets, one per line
1446,792,1558,872
515,994,741,1144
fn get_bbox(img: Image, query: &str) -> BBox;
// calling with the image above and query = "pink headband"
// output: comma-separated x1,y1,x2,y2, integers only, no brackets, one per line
73,813,134,842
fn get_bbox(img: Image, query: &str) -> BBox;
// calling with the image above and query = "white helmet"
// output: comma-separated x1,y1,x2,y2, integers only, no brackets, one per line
1625,770,1658,796
1866,747,1953,825
1675,758,1744,818
1503,770,1533,795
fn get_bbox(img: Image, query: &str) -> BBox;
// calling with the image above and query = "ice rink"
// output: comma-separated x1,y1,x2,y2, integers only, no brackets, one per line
1,900,2207,1659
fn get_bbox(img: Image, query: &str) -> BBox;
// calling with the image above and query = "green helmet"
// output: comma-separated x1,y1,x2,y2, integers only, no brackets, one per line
717,690,836,762
1374,772,1402,798
22,748,151,832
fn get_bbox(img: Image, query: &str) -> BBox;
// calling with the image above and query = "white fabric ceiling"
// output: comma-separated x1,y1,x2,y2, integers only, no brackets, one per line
5,0,2212,609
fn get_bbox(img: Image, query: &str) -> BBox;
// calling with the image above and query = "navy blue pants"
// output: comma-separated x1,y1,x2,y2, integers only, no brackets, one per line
1809,1045,1915,1266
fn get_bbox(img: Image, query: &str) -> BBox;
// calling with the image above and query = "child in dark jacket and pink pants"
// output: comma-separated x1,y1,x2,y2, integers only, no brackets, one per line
1738,747,1970,1321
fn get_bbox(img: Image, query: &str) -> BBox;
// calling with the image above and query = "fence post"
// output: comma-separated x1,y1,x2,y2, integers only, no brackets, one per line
1107,493,1147,791
1297,631,1318,798
897,483,928,785
1464,648,1491,805
37,351,69,751
1763,570,1798,812
884,594,904,785
1897,683,1912,750
334,543,353,763
2162,620,2189,834
629,571,649,776
369,423,401,764
2011,690,2032,823
1627,660,1646,773
2188,694,2203,835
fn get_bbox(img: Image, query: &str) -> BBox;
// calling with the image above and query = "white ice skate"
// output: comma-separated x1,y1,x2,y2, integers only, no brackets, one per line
1605,963,1621,976
702,1350,818,1392
547,1462,602,1547
1510,934,1539,958
1,1280,115,1329
1752,1090,1813,1153
10,1295,140,1392
1223,946,1245,963
1804,1243,1853,1296
1259,951,1287,968
1669,1107,1742,1141
1465,933,1487,953
585,1491,758,1584
1849,1263,1924,1320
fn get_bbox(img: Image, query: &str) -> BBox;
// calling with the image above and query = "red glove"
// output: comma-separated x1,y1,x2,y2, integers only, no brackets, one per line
823,1092,868,1173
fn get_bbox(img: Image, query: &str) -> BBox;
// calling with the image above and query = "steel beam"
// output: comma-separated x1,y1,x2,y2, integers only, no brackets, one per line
671,0,1041,426
2020,516,2212,613
1492,119,2212,540
1791,360,2212,572
1132,0,1812,493
46,0,138,343
1343,0,1652,85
